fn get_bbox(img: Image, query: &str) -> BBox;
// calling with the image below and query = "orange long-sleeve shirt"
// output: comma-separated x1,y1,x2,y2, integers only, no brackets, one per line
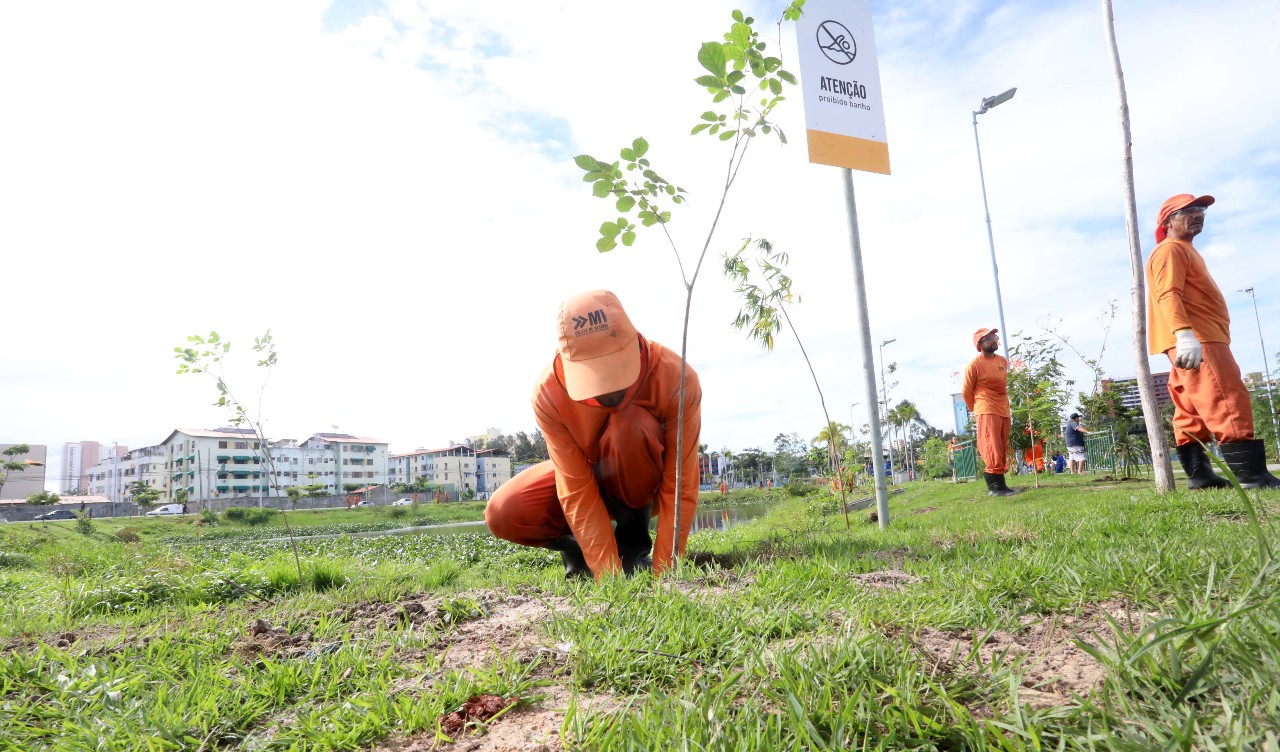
1145,238,1231,354
532,336,701,577
962,354,1011,418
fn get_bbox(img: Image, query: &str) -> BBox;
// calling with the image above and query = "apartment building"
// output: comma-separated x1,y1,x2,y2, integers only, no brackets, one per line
1101,372,1172,413
389,444,507,496
0,443,47,499
60,441,127,494
299,433,390,494
82,428,388,504
474,449,512,497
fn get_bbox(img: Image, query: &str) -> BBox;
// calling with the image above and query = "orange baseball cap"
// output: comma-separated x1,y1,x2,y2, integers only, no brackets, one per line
973,327,998,351
556,290,641,401
1155,193,1214,243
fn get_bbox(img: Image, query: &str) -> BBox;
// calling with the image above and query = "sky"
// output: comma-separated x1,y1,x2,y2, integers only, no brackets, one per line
3,0,1279,491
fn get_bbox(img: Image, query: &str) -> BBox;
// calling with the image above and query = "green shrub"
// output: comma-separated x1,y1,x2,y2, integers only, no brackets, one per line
75,512,94,536
114,527,141,543
786,481,815,497
387,506,408,519
223,507,250,522
0,551,33,569
199,509,219,525
245,508,278,526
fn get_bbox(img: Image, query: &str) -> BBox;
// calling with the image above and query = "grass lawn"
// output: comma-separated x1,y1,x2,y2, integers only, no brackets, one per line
1,475,1277,750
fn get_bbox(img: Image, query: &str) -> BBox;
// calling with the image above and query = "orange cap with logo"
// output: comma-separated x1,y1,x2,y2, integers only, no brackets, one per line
1155,193,1214,243
556,290,642,401
973,327,998,351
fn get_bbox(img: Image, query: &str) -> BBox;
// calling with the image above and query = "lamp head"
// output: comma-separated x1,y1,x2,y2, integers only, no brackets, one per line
882,338,896,346
977,87,1017,115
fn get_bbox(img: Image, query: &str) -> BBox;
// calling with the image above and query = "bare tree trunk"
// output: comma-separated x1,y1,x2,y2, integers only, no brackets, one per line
1102,0,1175,493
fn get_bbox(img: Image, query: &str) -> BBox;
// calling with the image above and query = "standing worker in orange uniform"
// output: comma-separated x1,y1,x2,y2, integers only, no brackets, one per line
1147,194,1280,489
485,290,702,579
963,328,1019,497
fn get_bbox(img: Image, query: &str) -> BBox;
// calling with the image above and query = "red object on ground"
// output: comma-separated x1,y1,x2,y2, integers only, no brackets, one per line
439,695,515,736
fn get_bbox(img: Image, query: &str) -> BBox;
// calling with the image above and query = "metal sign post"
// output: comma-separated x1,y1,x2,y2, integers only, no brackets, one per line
797,0,892,527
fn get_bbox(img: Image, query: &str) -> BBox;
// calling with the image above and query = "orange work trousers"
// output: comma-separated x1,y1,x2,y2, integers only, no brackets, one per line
976,413,1011,475
485,403,664,548
1166,342,1254,445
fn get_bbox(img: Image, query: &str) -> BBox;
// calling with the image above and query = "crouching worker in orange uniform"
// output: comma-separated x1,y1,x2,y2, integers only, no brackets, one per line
1147,194,1280,489
963,328,1019,497
485,290,702,579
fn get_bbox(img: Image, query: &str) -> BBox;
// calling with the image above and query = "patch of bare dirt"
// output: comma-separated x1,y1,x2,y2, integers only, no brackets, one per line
850,569,921,591
910,506,938,515
434,593,571,670
662,571,753,600
908,599,1156,708
379,685,617,751
869,547,923,566
231,618,315,659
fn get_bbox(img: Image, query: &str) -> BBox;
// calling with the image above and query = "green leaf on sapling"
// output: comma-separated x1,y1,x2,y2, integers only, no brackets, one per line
697,42,727,75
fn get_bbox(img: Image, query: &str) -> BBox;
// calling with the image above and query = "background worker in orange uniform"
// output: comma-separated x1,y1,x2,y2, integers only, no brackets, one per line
1147,194,1280,489
485,290,702,579
963,328,1019,497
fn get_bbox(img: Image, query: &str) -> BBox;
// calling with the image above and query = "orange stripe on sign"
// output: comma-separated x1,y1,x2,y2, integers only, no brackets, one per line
806,129,891,175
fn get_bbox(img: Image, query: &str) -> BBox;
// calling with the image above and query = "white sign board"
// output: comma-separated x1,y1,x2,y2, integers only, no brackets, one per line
795,0,890,174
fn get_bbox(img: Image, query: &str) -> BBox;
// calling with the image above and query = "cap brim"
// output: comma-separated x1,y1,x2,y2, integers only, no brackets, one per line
562,335,641,401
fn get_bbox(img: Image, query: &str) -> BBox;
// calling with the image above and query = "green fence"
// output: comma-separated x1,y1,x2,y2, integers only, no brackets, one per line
952,440,977,480
1085,432,1116,471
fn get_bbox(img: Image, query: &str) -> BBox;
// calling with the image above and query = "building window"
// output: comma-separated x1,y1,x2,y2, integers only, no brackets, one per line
235,442,248,450
218,441,228,449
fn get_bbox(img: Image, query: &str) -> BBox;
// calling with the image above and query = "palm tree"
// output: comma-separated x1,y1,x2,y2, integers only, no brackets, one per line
698,443,709,484
814,421,851,475
887,401,926,480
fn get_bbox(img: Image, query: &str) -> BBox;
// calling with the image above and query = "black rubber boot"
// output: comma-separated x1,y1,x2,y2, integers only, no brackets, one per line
607,499,653,576
1175,443,1231,490
545,535,592,580
984,472,1018,497
1221,439,1280,489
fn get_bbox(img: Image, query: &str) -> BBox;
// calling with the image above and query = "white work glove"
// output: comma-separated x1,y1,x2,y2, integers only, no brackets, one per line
1174,329,1202,369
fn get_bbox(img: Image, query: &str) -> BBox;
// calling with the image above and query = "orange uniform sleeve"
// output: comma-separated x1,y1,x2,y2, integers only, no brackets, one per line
1149,243,1194,335
962,360,978,412
532,396,620,578
652,367,702,575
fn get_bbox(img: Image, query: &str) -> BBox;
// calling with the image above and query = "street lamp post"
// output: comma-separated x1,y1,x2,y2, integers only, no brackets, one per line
879,339,896,481
973,87,1017,362
1240,287,1280,459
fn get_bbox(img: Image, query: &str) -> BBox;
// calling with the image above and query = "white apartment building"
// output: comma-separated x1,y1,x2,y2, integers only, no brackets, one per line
60,441,126,494
300,433,389,494
390,445,509,495
82,428,388,504
475,449,512,497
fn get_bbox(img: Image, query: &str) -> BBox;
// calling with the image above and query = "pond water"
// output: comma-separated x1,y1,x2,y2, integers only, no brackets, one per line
260,503,770,543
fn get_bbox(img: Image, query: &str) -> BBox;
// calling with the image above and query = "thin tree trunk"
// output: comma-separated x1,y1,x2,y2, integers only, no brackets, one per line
1102,0,1174,492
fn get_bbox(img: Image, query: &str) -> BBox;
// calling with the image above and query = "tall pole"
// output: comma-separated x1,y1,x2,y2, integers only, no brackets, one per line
1242,287,1280,459
842,169,890,527
973,102,1013,363
879,339,896,482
